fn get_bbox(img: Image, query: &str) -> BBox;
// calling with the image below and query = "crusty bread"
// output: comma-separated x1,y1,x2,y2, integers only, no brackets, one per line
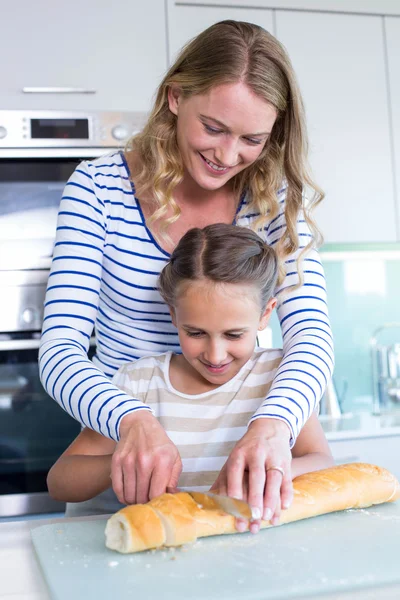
105,463,400,553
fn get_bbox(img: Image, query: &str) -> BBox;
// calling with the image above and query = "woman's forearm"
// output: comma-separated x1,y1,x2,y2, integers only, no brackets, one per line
47,455,113,502
291,453,335,480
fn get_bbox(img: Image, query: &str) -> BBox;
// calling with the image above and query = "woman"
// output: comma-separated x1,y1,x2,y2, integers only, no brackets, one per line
39,20,334,523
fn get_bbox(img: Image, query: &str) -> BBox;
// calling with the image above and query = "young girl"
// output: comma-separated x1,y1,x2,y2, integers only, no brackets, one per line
40,20,333,521
47,224,334,530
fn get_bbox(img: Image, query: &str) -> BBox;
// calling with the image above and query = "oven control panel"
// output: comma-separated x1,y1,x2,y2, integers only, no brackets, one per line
0,110,148,149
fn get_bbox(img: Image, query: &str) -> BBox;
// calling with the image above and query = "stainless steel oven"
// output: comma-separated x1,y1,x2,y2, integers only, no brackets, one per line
0,110,146,517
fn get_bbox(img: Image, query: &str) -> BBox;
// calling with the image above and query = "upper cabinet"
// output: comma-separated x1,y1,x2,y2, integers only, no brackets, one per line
275,11,397,243
0,1,168,112
177,0,400,14
167,2,273,63
385,17,400,241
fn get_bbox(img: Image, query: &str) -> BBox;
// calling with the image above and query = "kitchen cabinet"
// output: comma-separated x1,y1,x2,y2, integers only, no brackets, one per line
329,435,400,480
385,16,400,241
176,1,400,16
275,11,396,243
0,1,167,112
167,2,274,63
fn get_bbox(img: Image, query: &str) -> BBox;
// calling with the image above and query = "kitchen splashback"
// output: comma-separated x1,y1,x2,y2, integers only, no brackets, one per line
266,243,400,414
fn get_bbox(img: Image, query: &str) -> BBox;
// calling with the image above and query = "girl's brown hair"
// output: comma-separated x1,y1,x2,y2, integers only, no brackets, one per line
128,20,323,285
158,224,278,311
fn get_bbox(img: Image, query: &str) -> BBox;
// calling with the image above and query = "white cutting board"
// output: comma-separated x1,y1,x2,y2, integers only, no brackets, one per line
31,502,400,600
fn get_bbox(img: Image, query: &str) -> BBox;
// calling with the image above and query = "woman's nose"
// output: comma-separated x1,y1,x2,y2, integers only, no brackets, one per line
214,139,239,168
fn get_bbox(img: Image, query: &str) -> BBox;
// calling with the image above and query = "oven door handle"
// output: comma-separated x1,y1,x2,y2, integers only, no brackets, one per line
0,337,96,352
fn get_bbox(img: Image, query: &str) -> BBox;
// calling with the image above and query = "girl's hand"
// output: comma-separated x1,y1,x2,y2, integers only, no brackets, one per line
210,418,293,532
112,411,182,505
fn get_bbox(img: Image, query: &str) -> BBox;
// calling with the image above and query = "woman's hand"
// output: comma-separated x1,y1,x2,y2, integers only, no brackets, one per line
210,418,293,532
112,411,182,505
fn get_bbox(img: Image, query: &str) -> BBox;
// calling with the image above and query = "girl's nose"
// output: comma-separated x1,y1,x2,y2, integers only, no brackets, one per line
204,340,228,366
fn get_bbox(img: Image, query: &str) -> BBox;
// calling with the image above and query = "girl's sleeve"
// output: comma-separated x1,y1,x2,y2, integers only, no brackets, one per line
39,161,152,442
250,194,334,447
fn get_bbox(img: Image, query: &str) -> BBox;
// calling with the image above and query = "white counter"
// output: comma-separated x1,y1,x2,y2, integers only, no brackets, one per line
321,411,400,441
1,514,400,600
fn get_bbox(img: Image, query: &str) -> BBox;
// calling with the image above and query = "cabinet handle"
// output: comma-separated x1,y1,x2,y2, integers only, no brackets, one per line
22,87,96,94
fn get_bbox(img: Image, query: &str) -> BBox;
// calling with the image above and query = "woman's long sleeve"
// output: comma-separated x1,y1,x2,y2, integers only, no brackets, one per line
249,202,334,447
39,159,153,441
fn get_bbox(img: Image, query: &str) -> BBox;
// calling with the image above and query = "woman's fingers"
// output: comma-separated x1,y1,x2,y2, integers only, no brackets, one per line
111,411,182,506
225,453,246,500
280,471,294,511
111,453,127,504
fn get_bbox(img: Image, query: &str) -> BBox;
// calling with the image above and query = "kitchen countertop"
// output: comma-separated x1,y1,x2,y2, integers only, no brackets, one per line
2,511,400,600
320,411,400,441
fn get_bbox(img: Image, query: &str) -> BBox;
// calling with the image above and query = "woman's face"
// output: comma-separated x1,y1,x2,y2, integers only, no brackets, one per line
168,81,278,192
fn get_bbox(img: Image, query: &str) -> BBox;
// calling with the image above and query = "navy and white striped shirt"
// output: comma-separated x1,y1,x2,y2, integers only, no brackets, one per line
39,151,334,446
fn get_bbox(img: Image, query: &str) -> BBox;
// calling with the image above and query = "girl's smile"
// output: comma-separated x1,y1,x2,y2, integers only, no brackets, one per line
169,279,276,392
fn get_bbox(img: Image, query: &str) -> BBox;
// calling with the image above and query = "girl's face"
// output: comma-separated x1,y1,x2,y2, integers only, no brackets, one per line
170,280,276,386
168,81,278,192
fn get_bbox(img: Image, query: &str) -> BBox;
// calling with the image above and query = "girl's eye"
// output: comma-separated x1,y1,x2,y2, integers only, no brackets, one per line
225,333,243,340
186,331,204,338
204,124,223,135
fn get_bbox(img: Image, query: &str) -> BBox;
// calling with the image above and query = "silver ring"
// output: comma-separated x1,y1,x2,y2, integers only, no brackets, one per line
267,466,285,477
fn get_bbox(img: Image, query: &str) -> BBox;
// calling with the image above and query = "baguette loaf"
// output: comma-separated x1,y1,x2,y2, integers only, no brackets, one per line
105,463,400,554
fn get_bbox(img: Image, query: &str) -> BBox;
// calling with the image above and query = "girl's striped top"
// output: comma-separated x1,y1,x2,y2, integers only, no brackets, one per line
39,151,334,447
113,348,283,491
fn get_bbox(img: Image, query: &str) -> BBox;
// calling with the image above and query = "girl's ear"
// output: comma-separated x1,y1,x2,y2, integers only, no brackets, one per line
258,297,277,331
167,85,182,116
169,306,177,327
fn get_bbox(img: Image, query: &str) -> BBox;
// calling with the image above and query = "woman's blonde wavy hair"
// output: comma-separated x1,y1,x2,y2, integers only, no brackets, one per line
126,20,324,286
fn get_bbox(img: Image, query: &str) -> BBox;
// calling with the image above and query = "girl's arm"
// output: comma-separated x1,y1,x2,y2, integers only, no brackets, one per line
290,411,335,479
47,428,116,502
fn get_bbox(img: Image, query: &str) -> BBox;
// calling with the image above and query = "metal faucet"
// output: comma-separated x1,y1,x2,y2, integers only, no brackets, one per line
370,323,400,415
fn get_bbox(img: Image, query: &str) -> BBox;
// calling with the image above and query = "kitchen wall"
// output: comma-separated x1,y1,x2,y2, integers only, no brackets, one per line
265,243,400,414
2,1,400,413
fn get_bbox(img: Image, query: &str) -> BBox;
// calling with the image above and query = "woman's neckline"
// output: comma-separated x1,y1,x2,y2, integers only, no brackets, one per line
121,150,247,256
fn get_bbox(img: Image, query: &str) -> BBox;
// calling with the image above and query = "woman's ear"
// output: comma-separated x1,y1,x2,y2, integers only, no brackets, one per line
258,297,277,331
167,85,182,116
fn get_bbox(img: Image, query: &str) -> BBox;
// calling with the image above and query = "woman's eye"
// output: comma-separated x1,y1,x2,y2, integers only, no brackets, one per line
204,124,222,135
244,137,263,145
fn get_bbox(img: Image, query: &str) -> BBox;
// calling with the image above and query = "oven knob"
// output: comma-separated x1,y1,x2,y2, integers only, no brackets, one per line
21,308,37,325
0,126,7,139
111,125,130,141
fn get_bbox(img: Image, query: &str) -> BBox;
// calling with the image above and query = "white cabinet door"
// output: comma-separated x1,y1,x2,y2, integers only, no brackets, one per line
167,2,274,64
0,1,167,112
178,0,400,15
275,11,396,243
385,17,400,241
329,436,400,480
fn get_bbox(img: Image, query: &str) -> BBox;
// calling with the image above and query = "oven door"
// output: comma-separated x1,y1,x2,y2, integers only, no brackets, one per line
0,148,110,271
0,336,93,517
